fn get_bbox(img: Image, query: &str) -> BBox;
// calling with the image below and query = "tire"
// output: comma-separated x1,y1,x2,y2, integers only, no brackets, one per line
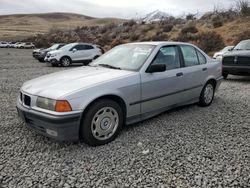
199,82,215,107
80,99,124,146
60,57,71,67
93,56,99,60
222,73,228,79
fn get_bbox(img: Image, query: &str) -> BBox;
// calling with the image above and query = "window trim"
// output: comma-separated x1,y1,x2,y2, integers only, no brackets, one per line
146,45,182,72
195,49,207,64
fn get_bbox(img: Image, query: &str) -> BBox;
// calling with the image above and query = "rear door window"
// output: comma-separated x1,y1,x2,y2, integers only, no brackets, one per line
84,45,94,50
196,50,207,64
180,45,199,67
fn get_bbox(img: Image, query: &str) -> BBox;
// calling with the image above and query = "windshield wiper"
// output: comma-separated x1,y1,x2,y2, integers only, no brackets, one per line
98,64,121,70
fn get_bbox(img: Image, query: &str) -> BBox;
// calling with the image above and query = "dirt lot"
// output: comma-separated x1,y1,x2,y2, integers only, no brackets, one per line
0,48,249,187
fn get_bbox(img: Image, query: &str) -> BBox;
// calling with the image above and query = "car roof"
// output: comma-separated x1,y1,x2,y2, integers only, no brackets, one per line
127,41,195,46
240,39,250,42
71,42,94,46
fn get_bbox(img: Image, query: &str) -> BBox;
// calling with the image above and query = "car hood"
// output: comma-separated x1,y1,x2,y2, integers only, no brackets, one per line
224,50,250,57
21,66,135,99
49,49,62,54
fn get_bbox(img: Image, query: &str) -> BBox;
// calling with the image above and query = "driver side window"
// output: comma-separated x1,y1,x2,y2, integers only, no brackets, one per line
152,46,180,70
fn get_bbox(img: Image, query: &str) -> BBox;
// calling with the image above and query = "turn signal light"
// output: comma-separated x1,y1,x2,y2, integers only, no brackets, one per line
55,100,72,112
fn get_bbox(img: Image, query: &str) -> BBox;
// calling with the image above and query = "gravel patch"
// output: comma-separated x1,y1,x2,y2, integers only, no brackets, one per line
0,48,249,187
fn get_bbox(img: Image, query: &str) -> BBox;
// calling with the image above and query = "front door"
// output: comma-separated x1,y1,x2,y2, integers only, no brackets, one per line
140,46,184,114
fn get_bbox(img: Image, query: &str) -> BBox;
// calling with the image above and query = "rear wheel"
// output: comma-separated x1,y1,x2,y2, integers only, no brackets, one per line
199,82,215,107
60,57,71,67
222,73,228,79
80,99,123,146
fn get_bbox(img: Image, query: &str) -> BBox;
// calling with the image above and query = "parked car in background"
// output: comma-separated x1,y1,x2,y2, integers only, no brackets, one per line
0,41,9,48
17,42,35,49
7,42,17,48
33,43,65,62
213,46,234,60
17,42,223,146
14,42,23,48
222,39,250,79
44,43,103,67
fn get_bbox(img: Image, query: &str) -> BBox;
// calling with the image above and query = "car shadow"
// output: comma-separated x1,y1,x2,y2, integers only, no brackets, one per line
226,75,250,83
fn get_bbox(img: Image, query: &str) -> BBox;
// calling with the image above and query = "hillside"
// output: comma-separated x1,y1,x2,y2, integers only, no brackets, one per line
0,12,125,40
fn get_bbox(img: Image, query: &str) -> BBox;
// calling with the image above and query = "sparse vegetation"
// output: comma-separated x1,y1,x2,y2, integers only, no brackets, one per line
236,0,250,16
234,30,250,44
181,25,198,34
197,31,225,52
8,1,248,54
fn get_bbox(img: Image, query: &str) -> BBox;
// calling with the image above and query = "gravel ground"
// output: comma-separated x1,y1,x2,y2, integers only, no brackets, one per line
0,48,249,188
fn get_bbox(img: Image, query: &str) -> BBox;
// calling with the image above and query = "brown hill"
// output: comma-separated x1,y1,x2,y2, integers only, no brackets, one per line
0,12,125,40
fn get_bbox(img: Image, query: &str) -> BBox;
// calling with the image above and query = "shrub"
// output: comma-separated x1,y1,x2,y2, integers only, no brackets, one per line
236,0,250,16
213,20,223,28
130,34,140,41
162,24,174,32
186,14,196,20
151,33,169,41
234,30,250,44
197,31,225,53
175,33,198,42
181,25,198,34
110,39,123,48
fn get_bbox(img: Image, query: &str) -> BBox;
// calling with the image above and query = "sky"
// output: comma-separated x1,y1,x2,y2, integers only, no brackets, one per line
0,0,236,18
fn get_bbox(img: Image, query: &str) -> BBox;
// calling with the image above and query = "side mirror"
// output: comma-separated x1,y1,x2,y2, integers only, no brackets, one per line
72,48,77,53
146,64,166,73
228,47,234,51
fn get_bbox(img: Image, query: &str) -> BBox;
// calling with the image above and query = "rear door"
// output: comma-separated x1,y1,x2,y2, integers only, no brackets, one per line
178,45,208,101
79,45,96,61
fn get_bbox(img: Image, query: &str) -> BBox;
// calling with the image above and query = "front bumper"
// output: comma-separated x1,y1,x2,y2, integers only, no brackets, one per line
223,65,250,76
16,102,82,141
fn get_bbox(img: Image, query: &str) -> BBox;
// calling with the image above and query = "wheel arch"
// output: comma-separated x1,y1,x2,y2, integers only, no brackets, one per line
206,78,217,88
60,55,72,63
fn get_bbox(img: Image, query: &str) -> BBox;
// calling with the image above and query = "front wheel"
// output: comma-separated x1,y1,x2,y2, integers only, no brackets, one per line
80,99,123,146
60,57,71,67
199,82,215,107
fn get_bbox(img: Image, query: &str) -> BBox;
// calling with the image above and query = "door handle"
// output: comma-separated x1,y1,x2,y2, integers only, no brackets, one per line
202,67,208,71
176,72,183,77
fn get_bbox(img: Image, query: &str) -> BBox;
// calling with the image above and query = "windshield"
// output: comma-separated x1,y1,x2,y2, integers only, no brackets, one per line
49,44,60,50
91,44,155,71
234,40,250,50
59,43,76,51
221,46,233,52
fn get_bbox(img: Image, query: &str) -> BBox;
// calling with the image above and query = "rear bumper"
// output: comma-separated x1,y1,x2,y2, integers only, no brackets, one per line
223,65,250,76
16,102,81,141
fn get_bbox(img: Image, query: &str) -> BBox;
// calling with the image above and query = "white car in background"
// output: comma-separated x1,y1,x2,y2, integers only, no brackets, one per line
44,43,103,67
17,42,35,49
213,46,234,60
14,42,23,48
0,42,9,48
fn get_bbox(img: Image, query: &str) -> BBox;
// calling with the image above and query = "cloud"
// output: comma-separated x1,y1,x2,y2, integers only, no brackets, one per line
0,0,236,18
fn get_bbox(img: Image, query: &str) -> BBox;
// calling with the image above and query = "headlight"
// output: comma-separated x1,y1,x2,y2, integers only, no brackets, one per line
36,97,72,112
37,97,56,111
